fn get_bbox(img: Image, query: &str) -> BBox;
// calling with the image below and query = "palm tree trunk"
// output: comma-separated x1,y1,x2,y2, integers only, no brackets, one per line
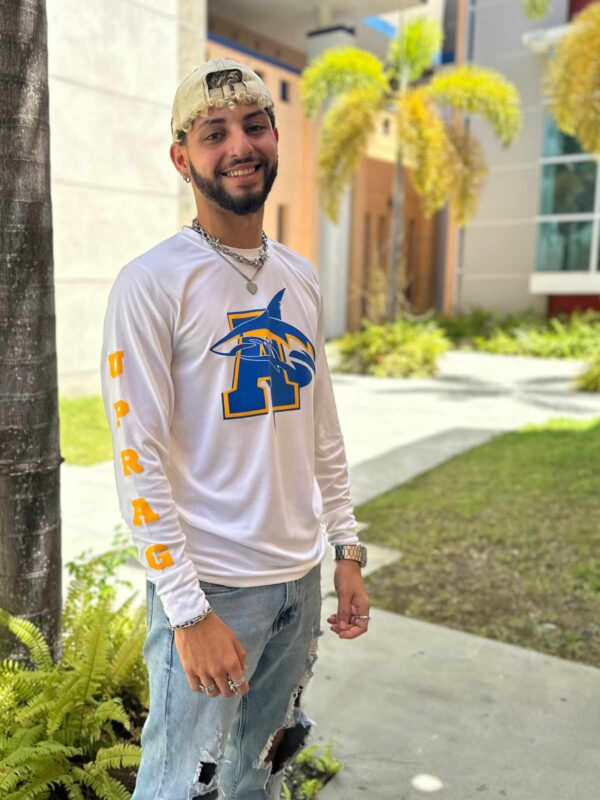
386,154,405,320
0,0,63,664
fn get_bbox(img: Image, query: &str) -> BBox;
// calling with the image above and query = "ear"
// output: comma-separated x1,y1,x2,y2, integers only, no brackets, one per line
273,126,279,144
169,142,187,173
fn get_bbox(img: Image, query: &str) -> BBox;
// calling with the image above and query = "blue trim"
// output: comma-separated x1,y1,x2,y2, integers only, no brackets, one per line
208,33,302,75
362,16,397,39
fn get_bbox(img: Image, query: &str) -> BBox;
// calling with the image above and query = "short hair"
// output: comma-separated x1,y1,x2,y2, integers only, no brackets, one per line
175,105,276,145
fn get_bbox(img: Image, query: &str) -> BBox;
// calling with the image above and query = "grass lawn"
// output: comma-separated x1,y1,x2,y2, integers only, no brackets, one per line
358,417,600,668
59,395,112,465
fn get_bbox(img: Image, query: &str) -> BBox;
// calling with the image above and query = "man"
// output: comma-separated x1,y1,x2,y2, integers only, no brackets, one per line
100,57,370,800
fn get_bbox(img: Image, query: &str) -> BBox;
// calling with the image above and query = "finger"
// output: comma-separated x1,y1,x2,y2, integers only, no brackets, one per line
233,640,247,673
336,597,353,631
339,625,366,639
226,667,248,696
198,673,221,697
214,671,235,697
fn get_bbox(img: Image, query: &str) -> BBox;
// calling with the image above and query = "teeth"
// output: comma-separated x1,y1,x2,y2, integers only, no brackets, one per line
225,166,258,177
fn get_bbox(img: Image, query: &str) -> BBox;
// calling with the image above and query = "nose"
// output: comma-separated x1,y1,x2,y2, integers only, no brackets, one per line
227,124,256,163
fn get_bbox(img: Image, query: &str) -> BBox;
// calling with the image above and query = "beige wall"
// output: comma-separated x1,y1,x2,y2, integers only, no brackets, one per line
457,0,569,314
204,38,320,265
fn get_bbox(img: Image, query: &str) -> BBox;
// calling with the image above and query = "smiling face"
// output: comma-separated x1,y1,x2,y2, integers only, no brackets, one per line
173,103,279,217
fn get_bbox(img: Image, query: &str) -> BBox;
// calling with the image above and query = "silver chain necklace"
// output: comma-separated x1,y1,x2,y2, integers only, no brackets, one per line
190,219,269,294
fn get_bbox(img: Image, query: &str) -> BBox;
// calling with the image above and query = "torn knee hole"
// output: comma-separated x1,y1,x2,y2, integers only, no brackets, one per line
190,751,224,800
257,686,313,776
197,761,217,785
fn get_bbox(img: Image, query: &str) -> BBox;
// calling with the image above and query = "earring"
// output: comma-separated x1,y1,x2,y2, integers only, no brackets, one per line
182,173,191,183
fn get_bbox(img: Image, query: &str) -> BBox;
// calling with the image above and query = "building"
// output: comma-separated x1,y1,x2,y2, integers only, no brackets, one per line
48,0,593,397
48,0,427,396
447,0,600,316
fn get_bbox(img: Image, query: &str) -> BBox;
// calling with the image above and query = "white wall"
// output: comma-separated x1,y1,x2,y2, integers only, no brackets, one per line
47,0,206,397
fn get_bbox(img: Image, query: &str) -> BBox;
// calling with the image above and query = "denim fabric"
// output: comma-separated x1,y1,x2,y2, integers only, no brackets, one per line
132,561,323,800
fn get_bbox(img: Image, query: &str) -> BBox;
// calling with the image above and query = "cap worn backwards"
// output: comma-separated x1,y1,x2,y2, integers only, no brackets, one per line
171,58,275,143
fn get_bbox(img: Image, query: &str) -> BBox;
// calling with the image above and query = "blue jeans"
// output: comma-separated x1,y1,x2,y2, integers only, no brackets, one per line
132,561,323,800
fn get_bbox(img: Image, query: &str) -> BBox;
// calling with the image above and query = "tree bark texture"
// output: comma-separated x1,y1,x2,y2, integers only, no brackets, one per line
0,0,63,664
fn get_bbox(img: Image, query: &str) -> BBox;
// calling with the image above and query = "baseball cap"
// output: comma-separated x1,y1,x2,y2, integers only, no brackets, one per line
171,58,275,143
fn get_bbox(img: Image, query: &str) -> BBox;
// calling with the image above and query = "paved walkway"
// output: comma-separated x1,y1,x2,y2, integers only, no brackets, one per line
61,350,600,799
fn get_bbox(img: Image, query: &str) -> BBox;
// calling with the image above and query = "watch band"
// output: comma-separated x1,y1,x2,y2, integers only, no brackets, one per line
334,543,367,567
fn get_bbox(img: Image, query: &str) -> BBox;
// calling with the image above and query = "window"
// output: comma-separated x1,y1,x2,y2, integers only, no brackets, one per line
535,110,600,273
280,80,289,102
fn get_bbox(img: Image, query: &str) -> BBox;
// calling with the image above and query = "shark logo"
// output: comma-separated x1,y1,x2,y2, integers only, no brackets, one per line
210,288,316,420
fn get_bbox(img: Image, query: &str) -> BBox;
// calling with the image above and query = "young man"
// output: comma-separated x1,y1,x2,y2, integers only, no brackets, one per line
100,58,370,800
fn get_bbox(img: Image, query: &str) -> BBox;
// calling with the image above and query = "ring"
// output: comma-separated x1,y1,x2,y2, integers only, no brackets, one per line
352,615,371,621
227,673,246,690
198,681,216,693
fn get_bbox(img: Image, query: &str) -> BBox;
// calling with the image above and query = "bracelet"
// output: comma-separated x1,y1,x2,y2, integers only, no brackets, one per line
169,607,213,631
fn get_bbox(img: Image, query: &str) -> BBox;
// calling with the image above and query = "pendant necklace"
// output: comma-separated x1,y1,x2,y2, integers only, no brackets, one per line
189,219,268,295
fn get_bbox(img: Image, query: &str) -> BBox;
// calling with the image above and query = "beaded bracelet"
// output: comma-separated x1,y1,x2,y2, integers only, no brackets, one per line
169,607,213,631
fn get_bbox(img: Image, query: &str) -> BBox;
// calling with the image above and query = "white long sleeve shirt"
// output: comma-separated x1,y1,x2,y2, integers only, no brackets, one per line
100,224,359,626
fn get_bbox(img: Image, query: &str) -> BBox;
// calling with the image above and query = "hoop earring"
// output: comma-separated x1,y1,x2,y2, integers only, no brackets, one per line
182,174,191,183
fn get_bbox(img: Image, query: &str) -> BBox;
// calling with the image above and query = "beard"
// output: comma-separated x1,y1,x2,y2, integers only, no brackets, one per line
189,156,278,216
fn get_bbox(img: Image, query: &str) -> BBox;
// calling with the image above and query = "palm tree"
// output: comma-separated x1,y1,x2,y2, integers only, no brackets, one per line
299,16,522,319
0,0,63,664
544,1,600,156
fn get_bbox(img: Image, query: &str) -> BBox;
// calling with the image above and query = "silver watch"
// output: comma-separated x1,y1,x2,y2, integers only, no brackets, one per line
334,543,367,568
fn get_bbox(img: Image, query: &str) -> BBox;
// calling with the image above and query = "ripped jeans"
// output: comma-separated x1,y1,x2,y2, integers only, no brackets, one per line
132,561,323,800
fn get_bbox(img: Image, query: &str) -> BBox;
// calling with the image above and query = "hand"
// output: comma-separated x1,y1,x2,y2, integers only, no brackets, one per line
173,611,249,698
328,559,370,639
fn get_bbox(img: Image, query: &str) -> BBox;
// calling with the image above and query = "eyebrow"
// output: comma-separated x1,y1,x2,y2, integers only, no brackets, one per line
198,110,267,130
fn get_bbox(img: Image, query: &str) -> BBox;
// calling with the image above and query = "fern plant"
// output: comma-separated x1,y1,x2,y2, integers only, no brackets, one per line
0,530,147,799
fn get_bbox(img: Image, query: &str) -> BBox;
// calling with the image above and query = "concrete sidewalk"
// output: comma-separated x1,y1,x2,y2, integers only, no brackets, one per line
61,350,600,799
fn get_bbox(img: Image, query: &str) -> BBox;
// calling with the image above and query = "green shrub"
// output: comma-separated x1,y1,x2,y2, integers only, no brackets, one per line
0,532,146,799
435,307,600,359
575,355,600,392
336,317,450,377
436,306,543,346
472,311,600,359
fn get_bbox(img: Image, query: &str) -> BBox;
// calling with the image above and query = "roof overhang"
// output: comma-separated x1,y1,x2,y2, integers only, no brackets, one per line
210,0,424,56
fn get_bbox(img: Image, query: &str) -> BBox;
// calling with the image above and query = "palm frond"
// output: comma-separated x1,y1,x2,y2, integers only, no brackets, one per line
396,88,457,217
316,86,388,222
300,46,389,117
387,16,443,84
428,64,522,145
544,2,600,154
444,120,489,226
